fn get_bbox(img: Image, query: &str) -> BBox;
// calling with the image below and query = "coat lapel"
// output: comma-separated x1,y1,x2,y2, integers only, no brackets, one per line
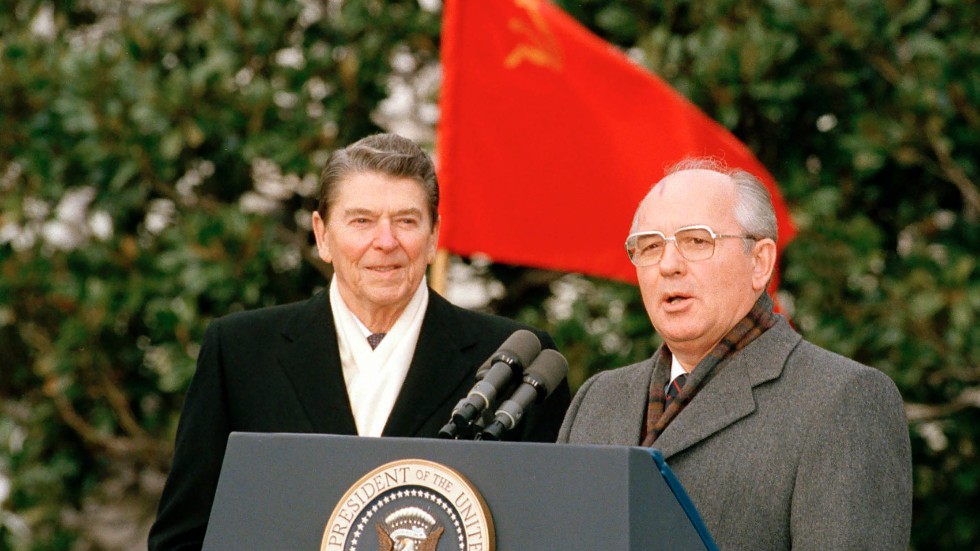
382,292,475,437
277,291,358,435
618,359,659,446
657,318,802,459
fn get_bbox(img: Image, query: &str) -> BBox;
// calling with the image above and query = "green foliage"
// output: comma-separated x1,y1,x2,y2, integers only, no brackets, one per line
1,0,977,549
0,1,441,547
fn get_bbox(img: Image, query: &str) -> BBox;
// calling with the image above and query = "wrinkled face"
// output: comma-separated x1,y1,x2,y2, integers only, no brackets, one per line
633,170,770,365
312,171,439,320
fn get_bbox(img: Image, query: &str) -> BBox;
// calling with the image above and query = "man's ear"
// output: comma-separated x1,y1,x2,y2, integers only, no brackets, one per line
751,238,777,292
311,211,332,263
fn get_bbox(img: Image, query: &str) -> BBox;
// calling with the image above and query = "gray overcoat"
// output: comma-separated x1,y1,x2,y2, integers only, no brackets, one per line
558,317,912,550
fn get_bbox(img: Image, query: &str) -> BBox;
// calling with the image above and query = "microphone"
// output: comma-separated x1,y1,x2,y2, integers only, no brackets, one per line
479,349,568,441
437,330,542,439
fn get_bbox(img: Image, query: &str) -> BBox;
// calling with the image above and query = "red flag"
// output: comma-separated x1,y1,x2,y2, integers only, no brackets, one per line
437,0,796,287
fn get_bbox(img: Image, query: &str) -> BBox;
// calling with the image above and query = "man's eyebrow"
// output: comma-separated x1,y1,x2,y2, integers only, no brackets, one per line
391,207,423,217
341,207,378,217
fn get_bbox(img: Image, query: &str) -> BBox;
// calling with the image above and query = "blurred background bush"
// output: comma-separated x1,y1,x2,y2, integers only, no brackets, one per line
1,0,976,548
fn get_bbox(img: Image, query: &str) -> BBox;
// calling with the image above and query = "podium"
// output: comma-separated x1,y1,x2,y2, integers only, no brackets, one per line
203,432,717,550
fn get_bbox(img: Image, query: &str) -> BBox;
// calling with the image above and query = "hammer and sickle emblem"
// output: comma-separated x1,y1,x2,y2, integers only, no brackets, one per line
505,0,562,70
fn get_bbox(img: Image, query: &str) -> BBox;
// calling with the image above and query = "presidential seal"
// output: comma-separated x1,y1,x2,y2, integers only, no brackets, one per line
321,459,494,551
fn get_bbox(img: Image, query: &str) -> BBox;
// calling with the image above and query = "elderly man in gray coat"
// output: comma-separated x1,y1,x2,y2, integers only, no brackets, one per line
558,159,912,550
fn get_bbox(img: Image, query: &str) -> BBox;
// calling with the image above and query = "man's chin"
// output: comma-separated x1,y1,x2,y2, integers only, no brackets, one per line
363,284,412,306
655,325,707,349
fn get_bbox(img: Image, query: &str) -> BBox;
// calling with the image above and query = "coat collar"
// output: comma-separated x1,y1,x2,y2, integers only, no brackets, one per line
276,289,475,437
278,291,357,434
656,317,802,458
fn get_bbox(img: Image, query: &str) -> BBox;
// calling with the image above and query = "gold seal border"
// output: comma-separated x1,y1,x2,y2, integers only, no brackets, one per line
320,458,495,551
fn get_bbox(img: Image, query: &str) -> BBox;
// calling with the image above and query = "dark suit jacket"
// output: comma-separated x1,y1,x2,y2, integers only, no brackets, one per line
558,318,912,550
149,290,570,551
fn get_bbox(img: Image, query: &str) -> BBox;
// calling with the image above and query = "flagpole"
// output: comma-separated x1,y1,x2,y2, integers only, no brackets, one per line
430,249,450,295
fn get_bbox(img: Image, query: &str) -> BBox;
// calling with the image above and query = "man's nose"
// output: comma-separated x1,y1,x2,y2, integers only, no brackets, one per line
658,239,685,274
372,220,399,249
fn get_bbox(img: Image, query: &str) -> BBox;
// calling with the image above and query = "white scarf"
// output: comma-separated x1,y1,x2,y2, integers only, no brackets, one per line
329,275,428,437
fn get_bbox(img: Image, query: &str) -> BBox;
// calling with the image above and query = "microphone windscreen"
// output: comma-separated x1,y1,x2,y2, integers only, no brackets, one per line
496,329,542,369
525,349,569,396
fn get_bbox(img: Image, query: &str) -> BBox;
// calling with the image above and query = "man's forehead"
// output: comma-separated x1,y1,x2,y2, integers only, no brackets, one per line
656,168,732,193
328,175,434,226
636,169,735,227
334,174,427,204
339,205,423,216
645,170,730,204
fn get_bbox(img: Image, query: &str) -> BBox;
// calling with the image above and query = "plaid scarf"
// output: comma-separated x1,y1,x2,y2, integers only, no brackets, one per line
639,293,779,447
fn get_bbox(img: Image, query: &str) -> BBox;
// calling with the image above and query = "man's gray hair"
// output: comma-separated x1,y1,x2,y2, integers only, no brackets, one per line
636,158,778,244
316,133,439,226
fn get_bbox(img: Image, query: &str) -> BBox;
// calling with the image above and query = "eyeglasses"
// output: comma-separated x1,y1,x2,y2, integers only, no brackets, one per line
625,225,757,266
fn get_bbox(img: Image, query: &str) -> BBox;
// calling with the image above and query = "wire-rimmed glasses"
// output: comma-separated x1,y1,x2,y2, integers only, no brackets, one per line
625,225,757,266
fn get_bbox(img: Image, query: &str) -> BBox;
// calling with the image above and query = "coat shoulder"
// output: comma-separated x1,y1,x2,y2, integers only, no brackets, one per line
580,359,653,394
789,339,902,397
208,292,327,340
558,359,653,445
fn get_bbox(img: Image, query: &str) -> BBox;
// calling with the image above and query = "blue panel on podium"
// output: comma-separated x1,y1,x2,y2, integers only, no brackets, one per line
203,432,714,550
